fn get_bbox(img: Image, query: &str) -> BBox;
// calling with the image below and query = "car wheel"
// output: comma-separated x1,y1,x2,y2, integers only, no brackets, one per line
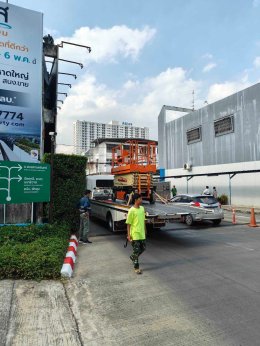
185,214,194,226
213,219,222,225
106,213,114,232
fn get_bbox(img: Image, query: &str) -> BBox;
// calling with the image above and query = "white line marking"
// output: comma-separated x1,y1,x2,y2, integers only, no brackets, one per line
225,242,255,251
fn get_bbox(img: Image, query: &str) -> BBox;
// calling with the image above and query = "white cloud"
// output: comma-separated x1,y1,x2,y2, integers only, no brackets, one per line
56,64,257,154
207,79,251,103
203,62,217,73
56,67,201,152
55,25,156,64
202,53,213,60
53,24,257,154
254,56,260,68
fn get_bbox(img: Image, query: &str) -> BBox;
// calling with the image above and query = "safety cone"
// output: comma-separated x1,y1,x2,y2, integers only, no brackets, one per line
232,209,236,224
248,208,258,227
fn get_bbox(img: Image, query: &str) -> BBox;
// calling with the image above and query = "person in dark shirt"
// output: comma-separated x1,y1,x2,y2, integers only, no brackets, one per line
78,190,92,244
171,185,177,198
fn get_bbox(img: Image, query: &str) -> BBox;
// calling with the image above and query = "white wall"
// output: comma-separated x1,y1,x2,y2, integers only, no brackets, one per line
166,161,260,207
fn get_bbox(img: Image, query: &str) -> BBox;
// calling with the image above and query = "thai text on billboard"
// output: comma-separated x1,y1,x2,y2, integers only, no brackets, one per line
0,2,43,162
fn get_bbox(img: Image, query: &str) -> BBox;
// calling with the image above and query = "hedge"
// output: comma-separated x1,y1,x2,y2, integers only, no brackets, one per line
218,194,228,205
0,223,70,280
42,153,87,230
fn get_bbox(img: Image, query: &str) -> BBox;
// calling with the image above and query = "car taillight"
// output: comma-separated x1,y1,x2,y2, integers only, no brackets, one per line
191,202,201,207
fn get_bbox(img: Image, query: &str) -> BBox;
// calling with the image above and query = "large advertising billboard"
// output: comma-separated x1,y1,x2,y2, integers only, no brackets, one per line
0,2,43,162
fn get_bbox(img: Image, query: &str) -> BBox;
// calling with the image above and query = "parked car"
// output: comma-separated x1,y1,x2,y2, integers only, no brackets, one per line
170,194,224,226
92,188,112,200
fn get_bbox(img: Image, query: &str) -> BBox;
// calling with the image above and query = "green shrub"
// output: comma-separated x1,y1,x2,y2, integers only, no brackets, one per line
0,224,70,280
218,194,228,205
42,154,87,230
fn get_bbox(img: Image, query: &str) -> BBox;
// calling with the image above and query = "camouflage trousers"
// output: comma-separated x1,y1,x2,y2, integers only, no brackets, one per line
78,212,90,241
130,240,146,269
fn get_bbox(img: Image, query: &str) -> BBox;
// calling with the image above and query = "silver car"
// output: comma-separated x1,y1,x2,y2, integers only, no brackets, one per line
170,194,224,226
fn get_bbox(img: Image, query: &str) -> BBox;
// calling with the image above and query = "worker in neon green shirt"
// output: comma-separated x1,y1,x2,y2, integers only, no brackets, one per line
126,193,146,274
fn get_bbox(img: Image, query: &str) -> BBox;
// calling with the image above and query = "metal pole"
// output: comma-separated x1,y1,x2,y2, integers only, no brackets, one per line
186,177,189,193
49,134,55,223
49,144,54,223
31,203,34,224
229,174,232,205
3,204,6,225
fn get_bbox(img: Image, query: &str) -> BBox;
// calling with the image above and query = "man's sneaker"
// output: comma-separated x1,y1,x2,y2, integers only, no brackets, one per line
134,268,143,275
81,241,88,244
79,239,83,243
86,239,92,243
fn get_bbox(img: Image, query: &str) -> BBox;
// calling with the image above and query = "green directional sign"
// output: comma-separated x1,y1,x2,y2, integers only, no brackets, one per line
0,161,50,204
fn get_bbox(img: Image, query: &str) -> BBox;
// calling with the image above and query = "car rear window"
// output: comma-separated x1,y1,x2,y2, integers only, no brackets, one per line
193,196,218,204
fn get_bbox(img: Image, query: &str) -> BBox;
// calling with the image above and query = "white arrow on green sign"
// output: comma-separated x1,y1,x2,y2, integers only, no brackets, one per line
0,161,50,203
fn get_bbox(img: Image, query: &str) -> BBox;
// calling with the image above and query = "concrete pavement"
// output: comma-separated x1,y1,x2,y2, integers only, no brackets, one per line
1,234,232,346
2,217,260,345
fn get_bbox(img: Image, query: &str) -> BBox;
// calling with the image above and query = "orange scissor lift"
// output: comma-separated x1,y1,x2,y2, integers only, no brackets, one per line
111,140,157,204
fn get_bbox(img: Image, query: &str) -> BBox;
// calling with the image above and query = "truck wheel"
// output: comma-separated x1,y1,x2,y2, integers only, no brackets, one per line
146,224,154,232
106,213,114,232
185,214,194,226
213,219,222,225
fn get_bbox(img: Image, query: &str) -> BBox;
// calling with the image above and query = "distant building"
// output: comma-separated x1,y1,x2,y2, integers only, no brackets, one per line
73,120,149,155
158,83,260,207
86,138,157,175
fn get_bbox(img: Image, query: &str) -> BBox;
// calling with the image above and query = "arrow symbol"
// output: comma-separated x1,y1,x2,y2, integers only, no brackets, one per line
11,175,22,182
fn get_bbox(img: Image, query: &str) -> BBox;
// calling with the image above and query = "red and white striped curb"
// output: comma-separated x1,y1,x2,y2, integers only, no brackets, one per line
61,235,78,278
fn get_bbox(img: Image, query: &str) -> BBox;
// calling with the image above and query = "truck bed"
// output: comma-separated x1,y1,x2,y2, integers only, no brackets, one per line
90,199,216,231
91,199,208,220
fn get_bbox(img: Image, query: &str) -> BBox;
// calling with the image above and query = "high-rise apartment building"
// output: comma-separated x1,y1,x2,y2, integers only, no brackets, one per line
73,120,149,154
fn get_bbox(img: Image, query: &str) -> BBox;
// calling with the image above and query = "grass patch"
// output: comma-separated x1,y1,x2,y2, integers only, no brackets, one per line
0,224,70,280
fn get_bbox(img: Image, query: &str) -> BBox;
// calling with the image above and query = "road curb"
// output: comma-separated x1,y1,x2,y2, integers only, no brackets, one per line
222,206,260,215
61,235,78,278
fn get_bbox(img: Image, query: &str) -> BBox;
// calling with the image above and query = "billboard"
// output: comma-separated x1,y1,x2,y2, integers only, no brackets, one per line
0,2,43,162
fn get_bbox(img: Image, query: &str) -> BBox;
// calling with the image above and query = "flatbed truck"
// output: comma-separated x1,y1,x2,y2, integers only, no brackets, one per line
90,198,215,232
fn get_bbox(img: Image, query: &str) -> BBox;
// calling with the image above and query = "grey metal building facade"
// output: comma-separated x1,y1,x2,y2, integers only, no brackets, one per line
159,83,260,170
158,83,260,207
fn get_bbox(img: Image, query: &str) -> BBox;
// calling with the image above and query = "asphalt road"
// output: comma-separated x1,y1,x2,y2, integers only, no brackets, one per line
70,217,260,345
2,216,260,345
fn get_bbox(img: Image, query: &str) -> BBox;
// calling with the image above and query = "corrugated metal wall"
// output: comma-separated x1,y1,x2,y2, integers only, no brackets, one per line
159,83,260,169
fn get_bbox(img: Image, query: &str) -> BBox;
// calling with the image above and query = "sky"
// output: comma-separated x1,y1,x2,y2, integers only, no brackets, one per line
6,0,260,153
